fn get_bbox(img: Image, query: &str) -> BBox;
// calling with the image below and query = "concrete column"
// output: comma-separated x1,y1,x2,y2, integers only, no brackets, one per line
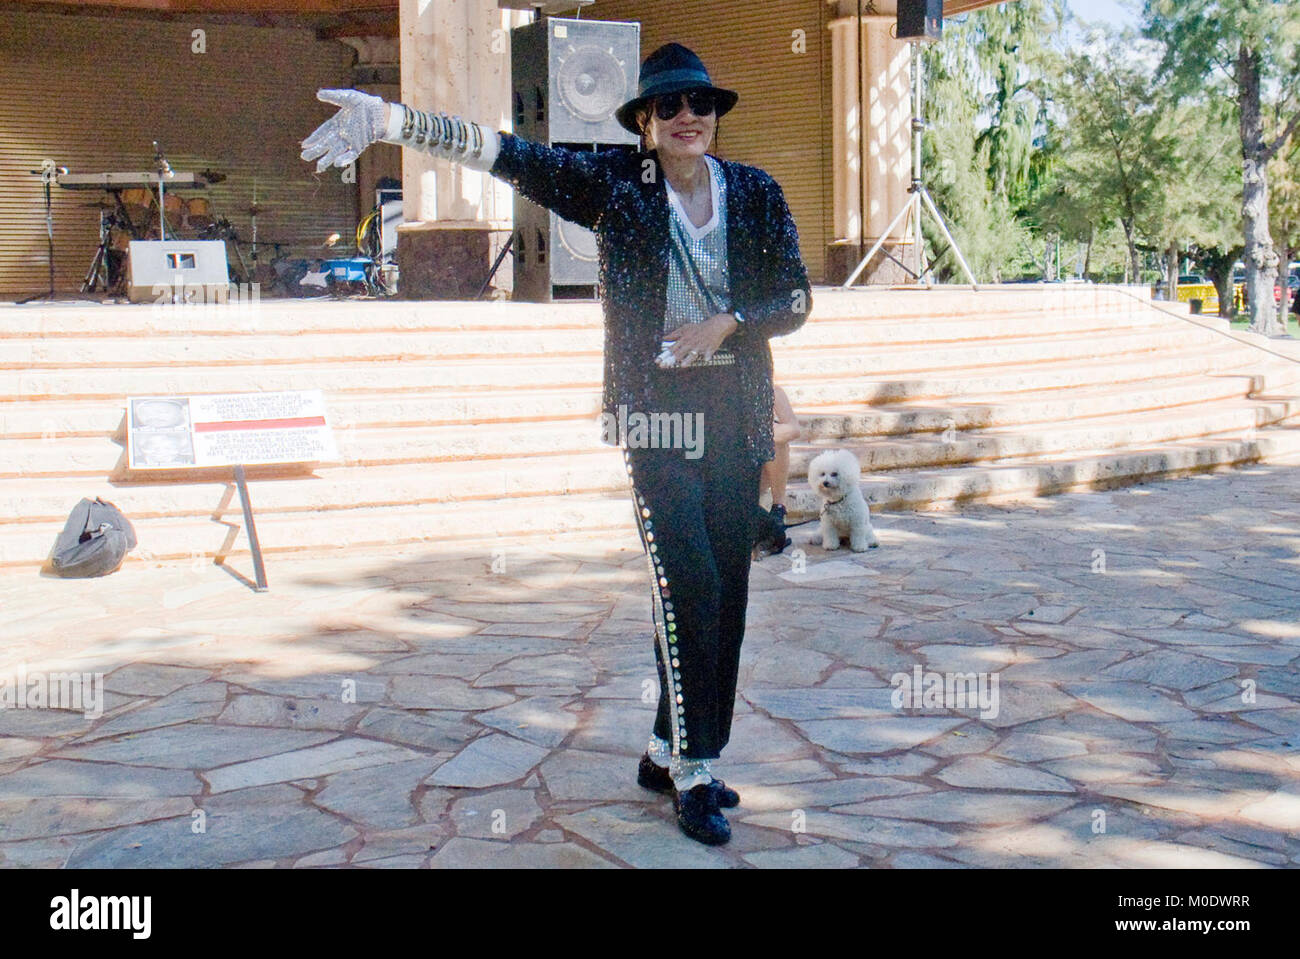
828,16,861,249
396,0,530,298
825,13,911,285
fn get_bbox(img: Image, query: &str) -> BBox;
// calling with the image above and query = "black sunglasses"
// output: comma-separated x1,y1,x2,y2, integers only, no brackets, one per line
652,89,718,121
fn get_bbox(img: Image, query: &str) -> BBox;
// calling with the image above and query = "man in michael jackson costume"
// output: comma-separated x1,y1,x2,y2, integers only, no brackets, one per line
302,42,811,846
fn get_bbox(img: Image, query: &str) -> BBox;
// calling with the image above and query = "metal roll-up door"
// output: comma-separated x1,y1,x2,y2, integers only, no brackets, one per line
0,10,357,297
577,0,831,283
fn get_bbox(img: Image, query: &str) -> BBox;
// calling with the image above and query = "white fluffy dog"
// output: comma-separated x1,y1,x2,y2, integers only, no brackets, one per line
808,448,878,551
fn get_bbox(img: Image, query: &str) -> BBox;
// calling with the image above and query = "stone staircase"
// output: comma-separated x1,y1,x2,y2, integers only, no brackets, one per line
4,285,1300,570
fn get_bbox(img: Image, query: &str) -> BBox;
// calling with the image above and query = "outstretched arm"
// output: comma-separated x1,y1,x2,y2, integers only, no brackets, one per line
378,101,500,171
300,89,615,230
300,89,500,172
482,132,618,231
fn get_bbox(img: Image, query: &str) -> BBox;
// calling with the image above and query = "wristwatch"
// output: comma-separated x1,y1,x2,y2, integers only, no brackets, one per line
732,310,746,327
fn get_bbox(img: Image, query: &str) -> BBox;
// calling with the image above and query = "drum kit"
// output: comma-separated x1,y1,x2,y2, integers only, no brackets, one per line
53,143,397,299
68,165,263,295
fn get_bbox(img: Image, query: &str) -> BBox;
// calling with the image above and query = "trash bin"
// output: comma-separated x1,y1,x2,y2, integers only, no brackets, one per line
1189,298,1203,314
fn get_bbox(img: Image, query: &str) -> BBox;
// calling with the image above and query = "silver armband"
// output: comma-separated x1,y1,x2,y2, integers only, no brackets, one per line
381,103,500,171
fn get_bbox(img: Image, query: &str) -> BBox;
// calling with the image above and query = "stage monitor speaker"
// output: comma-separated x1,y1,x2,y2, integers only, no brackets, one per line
126,240,230,303
898,0,943,42
510,16,639,300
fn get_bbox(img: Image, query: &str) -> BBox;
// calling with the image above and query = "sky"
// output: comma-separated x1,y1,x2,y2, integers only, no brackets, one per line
1060,0,1162,64
1067,0,1140,30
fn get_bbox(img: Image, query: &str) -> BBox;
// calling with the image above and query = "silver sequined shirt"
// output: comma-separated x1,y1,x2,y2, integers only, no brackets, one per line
662,155,732,352
488,132,813,467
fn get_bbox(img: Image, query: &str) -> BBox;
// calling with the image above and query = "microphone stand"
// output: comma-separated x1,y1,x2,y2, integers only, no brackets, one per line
153,140,174,241
18,160,65,304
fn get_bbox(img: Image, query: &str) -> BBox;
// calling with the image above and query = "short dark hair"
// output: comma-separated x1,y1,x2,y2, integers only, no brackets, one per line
636,105,653,148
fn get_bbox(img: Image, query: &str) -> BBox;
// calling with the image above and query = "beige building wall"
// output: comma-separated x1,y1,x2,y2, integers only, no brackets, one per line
0,9,358,296
591,0,834,283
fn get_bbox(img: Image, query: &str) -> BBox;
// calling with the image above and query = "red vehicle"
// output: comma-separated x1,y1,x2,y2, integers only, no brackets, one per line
1276,274,1300,314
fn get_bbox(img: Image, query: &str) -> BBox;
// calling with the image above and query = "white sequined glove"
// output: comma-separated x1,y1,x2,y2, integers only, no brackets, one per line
300,88,388,173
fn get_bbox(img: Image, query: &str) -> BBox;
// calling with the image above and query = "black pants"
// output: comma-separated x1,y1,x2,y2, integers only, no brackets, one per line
622,363,761,760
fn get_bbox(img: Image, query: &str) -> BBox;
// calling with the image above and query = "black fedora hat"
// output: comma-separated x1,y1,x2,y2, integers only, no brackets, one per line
615,42,738,136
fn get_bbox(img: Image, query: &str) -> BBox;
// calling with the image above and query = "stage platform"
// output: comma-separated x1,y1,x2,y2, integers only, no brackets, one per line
4,284,1300,572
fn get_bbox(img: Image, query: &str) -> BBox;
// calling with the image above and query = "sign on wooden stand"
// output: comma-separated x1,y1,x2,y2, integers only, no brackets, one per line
126,390,340,590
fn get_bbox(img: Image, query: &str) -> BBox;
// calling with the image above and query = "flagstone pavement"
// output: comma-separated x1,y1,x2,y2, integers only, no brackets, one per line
3,464,1300,869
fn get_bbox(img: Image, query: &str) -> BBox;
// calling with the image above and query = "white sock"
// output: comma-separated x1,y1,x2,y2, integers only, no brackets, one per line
670,756,713,792
647,734,671,768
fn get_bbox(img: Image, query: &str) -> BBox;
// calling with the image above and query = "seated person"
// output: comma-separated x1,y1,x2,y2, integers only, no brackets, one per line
754,385,801,554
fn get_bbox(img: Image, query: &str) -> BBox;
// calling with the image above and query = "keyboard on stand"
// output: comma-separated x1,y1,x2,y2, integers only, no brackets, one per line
56,171,208,190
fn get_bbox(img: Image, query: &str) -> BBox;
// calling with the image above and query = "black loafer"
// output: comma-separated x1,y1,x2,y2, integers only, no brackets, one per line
637,752,674,792
770,505,789,553
674,782,731,845
636,752,740,807
752,504,789,556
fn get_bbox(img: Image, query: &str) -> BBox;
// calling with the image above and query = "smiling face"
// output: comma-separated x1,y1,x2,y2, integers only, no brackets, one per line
639,90,717,160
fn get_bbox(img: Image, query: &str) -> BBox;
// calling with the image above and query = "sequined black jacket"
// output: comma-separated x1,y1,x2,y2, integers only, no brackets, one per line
488,133,812,466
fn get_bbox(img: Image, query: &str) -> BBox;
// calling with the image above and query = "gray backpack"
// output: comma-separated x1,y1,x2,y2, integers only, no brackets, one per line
50,497,137,577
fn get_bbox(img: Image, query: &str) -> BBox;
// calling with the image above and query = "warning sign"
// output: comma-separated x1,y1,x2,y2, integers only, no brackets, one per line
127,390,339,470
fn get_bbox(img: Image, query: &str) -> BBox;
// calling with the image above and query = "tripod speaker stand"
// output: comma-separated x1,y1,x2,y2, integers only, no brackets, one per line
841,38,978,290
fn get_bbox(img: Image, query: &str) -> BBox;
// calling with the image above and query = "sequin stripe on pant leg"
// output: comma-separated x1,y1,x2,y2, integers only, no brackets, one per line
622,448,689,757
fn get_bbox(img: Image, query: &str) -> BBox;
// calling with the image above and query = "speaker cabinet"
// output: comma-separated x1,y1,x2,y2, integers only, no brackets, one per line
510,16,639,145
126,240,230,303
509,16,639,300
898,0,943,42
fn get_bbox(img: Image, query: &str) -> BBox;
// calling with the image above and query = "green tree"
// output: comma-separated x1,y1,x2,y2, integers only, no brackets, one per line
1178,101,1246,317
1144,100,1242,312
1270,134,1300,320
921,0,1062,281
973,0,1063,208
1188,242,1244,317
1145,0,1300,334
1047,35,1177,283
